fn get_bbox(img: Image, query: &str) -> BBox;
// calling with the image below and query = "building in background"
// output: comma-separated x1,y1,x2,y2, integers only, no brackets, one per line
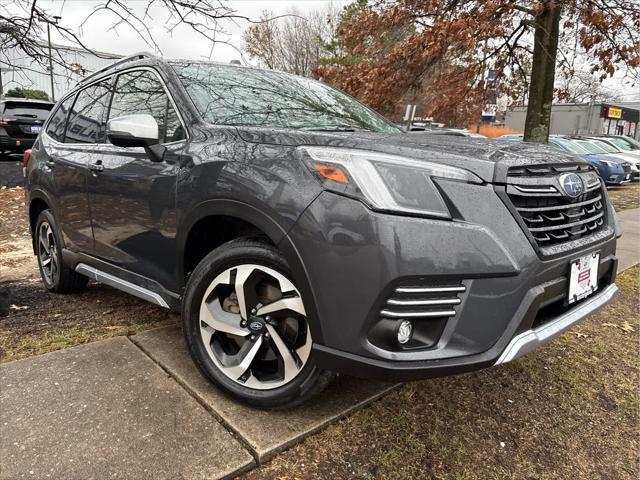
0,44,121,101
506,102,639,139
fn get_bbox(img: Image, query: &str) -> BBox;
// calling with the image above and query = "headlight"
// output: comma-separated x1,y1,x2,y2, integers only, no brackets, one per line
599,160,615,167
298,146,482,219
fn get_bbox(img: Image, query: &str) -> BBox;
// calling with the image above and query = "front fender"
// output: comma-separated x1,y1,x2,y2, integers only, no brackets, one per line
175,198,325,343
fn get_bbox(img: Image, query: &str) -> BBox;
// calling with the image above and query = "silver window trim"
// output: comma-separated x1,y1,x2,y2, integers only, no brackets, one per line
42,66,189,148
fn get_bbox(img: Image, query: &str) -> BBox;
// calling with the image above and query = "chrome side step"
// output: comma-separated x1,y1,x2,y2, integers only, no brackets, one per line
75,263,170,308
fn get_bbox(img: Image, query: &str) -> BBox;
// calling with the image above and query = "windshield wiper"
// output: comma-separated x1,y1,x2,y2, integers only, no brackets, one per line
301,125,371,132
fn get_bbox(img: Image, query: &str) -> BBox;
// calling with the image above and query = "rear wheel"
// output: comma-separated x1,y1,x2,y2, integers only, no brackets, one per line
182,238,332,409
35,210,88,293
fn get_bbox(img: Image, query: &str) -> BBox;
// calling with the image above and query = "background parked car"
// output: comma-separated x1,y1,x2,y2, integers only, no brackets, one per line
548,137,630,186
0,98,54,158
497,134,630,186
583,136,640,181
570,138,634,183
602,135,640,152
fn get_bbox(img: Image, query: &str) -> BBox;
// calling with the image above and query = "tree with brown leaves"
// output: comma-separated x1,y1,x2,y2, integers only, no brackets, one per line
317,0,639,143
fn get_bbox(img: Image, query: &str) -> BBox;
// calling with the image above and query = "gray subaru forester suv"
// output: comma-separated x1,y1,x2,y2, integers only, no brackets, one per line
24,53,620,408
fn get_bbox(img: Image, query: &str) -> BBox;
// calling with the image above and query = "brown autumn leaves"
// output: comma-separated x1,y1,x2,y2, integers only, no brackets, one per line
314,0,639,125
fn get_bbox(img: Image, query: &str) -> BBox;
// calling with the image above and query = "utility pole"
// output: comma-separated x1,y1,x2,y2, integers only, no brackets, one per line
45,15,61,101
476,38,489,134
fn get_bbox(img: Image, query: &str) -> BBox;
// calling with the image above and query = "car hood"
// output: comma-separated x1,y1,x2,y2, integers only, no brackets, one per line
235,127,583,183
583,154,627,163
600,152,638,163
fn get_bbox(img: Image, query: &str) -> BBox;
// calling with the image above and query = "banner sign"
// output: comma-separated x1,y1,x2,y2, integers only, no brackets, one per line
606,107,622,119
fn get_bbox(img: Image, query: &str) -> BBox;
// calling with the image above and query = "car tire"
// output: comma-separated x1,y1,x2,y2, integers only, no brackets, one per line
35,210,89,293
182,237,333,409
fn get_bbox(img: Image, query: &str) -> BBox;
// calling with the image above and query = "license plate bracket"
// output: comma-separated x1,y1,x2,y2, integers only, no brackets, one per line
568,252,599,304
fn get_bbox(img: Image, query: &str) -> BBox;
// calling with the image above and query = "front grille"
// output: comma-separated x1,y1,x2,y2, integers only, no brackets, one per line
380,284,465,320
506,164,607,249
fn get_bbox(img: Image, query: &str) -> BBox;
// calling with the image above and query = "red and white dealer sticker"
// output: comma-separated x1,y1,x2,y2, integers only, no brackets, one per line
568,252,599,304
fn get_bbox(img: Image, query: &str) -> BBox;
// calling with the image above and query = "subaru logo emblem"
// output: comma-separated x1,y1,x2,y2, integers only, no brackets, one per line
559,173,583,198
249,321,263,332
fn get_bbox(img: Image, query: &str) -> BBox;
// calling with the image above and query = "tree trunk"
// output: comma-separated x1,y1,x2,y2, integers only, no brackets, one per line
523,2,562,143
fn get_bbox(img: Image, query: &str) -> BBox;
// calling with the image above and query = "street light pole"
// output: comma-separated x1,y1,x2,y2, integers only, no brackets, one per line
47,22,55,101
45,15,61,101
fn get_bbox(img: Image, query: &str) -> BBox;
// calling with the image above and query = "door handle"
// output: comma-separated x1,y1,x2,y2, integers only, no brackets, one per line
89,161,104,172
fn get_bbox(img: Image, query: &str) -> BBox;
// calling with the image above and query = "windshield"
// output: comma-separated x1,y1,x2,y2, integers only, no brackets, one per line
590,139,620,154
607,137,634,151
552,138,589,155
172,62,400,133
577,140,608,155
2,101,52,120
618,136,640,149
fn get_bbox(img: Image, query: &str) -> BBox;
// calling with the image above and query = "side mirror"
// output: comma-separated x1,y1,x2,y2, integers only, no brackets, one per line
107,114,159,148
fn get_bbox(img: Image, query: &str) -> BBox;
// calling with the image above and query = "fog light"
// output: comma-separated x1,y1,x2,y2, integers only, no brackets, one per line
397,320,413,344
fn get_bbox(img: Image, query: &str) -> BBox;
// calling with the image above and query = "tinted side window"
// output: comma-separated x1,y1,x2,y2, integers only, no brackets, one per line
65,82,112,144
45,96,74,142
109,70,185,143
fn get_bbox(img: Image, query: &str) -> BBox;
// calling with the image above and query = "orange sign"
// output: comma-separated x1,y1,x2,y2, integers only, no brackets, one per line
607,107,622,119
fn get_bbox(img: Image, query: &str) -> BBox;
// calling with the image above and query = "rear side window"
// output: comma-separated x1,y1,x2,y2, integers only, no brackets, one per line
45,96,75,142
109,70,185,143
65,82,112,144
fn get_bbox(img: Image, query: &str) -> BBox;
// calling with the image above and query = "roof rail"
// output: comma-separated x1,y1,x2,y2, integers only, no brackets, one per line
78,52,156,85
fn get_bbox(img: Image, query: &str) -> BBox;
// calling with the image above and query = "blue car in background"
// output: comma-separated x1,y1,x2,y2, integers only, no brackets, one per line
551,137,631,185
497,134,629,186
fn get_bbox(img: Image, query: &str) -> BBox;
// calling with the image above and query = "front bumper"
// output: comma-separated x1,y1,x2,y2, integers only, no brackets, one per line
602,168,627,185
285,179,618,381
495,283,618,364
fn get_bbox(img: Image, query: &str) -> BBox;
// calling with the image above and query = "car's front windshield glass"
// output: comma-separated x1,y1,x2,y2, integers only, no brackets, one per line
171,62,400,133
608,137,633,151
620,136,640,149
578,141,608,155
592,140,619,154
554,139,588,155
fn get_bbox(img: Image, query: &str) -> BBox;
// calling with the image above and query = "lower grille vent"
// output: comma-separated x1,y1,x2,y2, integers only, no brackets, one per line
380,285,465,320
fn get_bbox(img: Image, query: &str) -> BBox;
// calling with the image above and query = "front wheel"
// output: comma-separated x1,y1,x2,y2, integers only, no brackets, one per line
182,238,332,409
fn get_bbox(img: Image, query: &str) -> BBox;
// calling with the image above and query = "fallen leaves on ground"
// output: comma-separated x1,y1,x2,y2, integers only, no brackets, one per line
602,321,636,333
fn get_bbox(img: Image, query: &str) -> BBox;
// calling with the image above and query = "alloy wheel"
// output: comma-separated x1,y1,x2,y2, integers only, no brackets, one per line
38,221,59,285
199,264,312,390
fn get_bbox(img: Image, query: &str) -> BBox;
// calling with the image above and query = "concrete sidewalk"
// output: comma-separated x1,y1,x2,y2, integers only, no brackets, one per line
0,338,254,480
616,207,639,273
1,209,637,480
1,331,396,480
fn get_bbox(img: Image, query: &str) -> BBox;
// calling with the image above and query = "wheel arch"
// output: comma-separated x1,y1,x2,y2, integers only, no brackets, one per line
177,199,324,343
28,189,54,254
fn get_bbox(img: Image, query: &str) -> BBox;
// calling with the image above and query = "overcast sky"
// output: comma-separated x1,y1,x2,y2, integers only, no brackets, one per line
14,0,640,101
40,0,348,63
